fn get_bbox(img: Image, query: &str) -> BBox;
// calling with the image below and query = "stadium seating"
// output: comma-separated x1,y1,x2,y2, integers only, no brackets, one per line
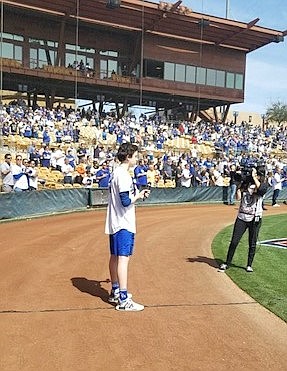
164,180,175,188
72,183,82,188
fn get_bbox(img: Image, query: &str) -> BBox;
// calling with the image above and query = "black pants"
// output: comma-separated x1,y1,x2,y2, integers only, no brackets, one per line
226,217,262,267
272,189,280,205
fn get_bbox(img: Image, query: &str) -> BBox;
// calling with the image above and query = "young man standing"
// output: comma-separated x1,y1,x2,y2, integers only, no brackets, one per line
105,143,150,311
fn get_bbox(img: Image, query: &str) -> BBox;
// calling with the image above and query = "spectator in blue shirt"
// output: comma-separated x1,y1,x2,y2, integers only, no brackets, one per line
96,162,110,188
134,159,148,190
42,128,51,145
66,149,76,168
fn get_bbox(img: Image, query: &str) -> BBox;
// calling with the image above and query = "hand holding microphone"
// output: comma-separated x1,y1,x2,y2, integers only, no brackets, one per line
141,184,151,201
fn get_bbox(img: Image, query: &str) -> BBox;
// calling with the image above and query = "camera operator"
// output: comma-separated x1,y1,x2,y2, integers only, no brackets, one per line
219,167,268,273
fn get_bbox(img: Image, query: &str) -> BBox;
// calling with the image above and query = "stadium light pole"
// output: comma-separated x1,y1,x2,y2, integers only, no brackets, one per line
0,0,4,108
74,0,79,111
225,0,230,19
261,114,266,131
233,110,239,125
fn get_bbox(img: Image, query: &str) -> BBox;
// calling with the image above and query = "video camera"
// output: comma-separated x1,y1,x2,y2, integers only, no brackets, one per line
239,159,266,187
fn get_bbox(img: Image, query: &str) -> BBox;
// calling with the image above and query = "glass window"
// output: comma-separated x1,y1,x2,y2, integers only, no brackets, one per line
186,65,196,83
67,44,94,52
50,50,55,64
100,59,118,78
47,41,58,48
133,64,140,78
206,69,216,86
100,50,118,57
216,70,225,87
226,72,235,88
235,73,243,90
15,46,22,62
29,38,44,46
29,48,54,68
108,60,117,77
30,49,38,68
164,62,174,81
66,44,76,51
144,60,164,79
100,59,108,79
66,53,76,66
2,42,13,59
77,55,87,64
38,49,48,64
79,46,95,53
39,49,47,65
196,67,206,85
86,57,94,69
3,33,23,41
2,33,12,39
175,64,185,82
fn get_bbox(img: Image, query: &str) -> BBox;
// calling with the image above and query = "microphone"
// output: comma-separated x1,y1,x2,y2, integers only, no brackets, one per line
143,184,151,201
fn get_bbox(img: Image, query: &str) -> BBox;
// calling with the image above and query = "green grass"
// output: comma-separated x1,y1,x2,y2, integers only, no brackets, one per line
212,213,287,322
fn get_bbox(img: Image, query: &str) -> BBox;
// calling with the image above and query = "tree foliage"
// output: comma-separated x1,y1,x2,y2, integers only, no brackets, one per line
266,101,287,125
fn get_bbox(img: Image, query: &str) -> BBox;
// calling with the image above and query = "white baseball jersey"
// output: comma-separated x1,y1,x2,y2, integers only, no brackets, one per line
105,165,136,234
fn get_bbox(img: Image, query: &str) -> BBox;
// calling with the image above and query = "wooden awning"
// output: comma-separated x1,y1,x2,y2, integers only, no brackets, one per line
3,0,285,52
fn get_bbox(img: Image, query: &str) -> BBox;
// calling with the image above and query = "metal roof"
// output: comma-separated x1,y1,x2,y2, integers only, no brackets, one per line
3,0,286,52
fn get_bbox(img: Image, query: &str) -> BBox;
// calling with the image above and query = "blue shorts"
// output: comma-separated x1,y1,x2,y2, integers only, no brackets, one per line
109,229,135,256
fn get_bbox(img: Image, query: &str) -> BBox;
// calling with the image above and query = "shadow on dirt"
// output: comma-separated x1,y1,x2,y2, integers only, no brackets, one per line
186,256,219,268
71,277,110,303
186,257,246,271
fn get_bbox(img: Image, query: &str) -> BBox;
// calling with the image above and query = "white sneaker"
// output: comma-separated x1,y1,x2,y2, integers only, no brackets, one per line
108,291,132,304
115,298,144,312
273,204,280,207
218,263,228,272
246,266,253,272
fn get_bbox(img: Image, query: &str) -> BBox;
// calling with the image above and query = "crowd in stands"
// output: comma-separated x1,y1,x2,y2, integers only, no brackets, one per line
1,101,287,205
66,60,136,81
67,60,94,78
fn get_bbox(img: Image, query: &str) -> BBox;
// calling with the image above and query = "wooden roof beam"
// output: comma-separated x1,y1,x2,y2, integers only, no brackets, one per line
3,0,65,16
215,17,260,46
147,30,249,51
70,15,140,32
170,1,182,12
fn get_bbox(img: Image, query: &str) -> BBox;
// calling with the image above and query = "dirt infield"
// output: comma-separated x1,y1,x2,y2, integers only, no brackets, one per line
0,204,287,371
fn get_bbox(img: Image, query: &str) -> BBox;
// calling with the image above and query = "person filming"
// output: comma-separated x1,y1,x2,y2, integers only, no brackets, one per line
219,167,268,273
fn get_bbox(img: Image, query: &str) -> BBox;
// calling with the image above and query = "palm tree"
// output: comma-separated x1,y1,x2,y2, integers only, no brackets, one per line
266,101,287,125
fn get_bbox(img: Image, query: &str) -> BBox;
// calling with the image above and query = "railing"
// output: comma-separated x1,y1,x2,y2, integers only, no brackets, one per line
0,57,22,68
1,58,138,85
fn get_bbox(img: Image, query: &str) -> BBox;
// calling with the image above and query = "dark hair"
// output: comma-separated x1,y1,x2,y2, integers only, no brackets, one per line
117,143,138,162
5,153,12,159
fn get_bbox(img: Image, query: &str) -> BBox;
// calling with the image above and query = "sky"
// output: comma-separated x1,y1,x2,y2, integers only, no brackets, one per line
188,0,287,114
